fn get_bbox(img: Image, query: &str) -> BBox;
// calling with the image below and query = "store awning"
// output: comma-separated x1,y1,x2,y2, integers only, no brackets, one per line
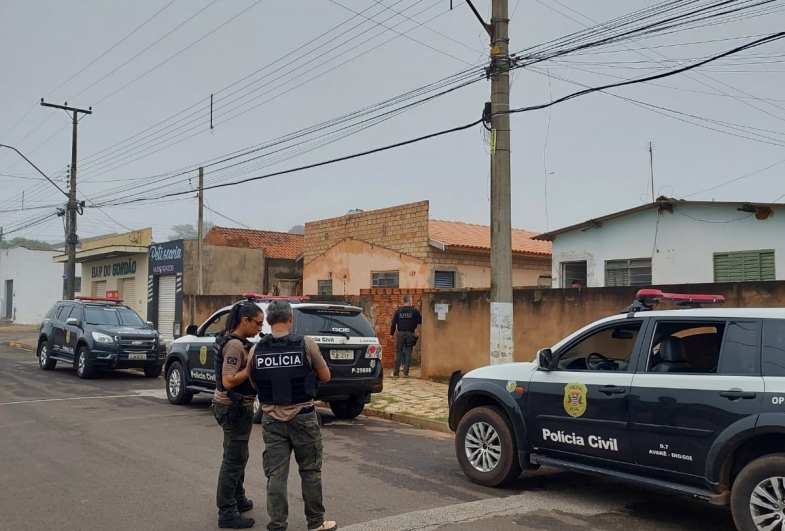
52,245,148,264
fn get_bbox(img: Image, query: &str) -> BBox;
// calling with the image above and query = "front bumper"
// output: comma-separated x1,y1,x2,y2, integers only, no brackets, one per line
91,345,166,369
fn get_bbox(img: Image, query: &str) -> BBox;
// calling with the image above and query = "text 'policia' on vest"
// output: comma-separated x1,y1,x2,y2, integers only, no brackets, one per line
251,333,317,405
214,333,255,397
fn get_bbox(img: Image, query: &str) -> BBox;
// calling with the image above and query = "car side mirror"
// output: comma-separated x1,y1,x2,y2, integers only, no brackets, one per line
186,324,198,336
66,317,80,327
146,321,155,329
537,348,553,371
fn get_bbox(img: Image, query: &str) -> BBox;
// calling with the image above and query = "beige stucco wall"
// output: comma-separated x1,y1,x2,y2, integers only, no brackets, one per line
83,254,149,318
81,228,152,251
425,263,544,288
304,239,429,296
182,241,266,296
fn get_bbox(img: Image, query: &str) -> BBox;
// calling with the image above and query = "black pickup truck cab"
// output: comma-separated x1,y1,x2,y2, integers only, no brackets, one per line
37,296,165,379
449,289,785,531
164,294,384,421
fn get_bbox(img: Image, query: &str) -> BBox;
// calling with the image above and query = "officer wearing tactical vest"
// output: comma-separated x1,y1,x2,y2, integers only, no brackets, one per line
244,299,337,531
212,301,264,529
389,294,422,378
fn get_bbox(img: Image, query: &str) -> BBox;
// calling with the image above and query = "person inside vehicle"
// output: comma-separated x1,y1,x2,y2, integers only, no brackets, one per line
212,302,264,529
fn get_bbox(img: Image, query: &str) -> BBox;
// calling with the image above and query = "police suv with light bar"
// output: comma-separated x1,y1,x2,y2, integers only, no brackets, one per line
164,294,384,421
36,296,166,379
448,289,785,531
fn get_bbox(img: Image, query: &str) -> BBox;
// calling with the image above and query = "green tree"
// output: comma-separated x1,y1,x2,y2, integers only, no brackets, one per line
0,236,54,250
168,222,214,241
288,224,304,234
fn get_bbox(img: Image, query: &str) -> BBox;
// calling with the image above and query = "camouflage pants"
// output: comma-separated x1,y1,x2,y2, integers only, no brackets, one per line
394,331,415,376
213,403,254,520
261,410,326,531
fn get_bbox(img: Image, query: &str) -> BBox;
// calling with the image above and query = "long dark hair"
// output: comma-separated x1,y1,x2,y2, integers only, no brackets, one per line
220,302,262,336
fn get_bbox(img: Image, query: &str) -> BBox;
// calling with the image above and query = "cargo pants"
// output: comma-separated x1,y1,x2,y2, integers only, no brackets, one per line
394,331,416,377
261,409,326,531
213,403,254,521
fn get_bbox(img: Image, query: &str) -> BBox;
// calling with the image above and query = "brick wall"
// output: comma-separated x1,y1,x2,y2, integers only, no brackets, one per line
303,201,431,264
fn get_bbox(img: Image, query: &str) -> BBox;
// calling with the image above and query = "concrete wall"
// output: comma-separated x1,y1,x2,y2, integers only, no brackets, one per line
265,258,302,296
182,294,243,330
420,281,785,381
81,228,152,251
83,253,149,317
0,247,82,324
182,241,266,296
551,203,785,287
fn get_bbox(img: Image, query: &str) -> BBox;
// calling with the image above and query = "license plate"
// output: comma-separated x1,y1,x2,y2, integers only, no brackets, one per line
128,353,147,360
330,350,354,360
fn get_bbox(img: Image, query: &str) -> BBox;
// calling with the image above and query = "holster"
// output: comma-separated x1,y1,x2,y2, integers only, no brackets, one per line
226,389,246,422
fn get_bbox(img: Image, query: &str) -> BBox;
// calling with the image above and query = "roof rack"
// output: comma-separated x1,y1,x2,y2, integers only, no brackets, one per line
242,293,311,303
75,295,124,303
621,288,725,318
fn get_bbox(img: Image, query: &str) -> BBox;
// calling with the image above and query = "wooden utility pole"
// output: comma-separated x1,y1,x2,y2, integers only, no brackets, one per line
40,99,92,300
197,167,204,296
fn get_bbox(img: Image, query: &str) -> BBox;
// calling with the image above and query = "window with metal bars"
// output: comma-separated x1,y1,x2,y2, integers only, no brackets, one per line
317,280,332,295
371,271,399,289
434,270,455,289
605,258,652,287
561,261,587,288
714,250,775,282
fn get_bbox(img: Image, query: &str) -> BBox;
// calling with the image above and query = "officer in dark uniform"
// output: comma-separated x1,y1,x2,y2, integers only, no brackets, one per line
389,294,422,378
213,301,264,529
245,299,337,531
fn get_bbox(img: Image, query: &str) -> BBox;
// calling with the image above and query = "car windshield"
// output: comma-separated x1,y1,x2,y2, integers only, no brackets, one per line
293,308,375,338
84,306,145,327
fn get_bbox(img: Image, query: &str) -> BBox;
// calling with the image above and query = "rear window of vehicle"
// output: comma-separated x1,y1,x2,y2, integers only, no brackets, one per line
85,306,145,327
293,308,376,338
763,319,785,376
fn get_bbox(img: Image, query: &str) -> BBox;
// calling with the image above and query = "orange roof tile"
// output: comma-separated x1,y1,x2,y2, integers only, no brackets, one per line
204,227,303,259
428,220,551,256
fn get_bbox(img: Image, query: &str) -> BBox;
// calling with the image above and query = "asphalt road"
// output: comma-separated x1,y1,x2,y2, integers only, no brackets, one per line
0,345,738,531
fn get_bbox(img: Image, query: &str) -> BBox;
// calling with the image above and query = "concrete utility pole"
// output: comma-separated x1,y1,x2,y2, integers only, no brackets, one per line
466,0,514,365
41,99,92,300
197,167,204,296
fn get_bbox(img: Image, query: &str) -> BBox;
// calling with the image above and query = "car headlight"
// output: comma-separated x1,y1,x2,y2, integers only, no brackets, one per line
92,332,114,344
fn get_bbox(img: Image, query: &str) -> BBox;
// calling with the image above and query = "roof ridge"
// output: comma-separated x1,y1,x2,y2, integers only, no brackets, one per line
429,218,541,235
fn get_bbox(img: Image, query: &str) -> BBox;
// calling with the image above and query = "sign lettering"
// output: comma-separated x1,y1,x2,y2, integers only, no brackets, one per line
91,260,137,279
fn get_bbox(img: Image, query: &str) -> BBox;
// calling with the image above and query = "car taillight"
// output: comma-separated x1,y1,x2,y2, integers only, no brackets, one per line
365,344,382,359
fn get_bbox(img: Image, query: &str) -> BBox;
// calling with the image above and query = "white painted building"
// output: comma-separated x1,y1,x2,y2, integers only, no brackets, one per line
0,246,82,324
534,199,785,288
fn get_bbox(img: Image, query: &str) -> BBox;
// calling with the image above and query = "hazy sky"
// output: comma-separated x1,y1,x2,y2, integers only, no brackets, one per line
1,0,783,244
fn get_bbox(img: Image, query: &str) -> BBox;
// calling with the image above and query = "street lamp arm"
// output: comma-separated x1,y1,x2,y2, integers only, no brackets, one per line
0,144,69,198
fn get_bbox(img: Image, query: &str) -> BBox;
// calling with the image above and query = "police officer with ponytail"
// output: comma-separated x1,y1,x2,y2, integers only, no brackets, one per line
244,299,337,531
213,301,264,529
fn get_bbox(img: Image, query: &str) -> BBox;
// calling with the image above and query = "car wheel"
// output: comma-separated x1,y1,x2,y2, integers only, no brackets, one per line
38,340,56,371
166,362,194,405
253,396,263,424
455,406,522,487
329,398,365,419
143,365,162,378
75,346,95,379
731,453,785,531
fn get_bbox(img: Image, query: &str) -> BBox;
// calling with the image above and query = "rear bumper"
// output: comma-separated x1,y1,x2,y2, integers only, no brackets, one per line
316,377,383,402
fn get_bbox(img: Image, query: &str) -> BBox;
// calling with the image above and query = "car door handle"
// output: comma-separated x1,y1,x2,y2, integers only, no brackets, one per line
720,390,757,400
599,386,626,395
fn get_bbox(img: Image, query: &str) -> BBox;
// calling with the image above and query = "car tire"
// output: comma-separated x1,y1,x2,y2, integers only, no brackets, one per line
329,398,365,419
75,345,96,379
38,340,56,371
166,362,194,405
455,406,522,487
253,396,263,424
731,453,785,531
143,365,162,378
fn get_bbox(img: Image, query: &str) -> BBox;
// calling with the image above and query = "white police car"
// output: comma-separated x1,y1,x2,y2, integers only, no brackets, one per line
448,289,785,531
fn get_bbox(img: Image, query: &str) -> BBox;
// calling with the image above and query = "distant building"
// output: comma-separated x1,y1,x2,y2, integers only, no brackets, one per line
534,198,785,288
303,200,552,296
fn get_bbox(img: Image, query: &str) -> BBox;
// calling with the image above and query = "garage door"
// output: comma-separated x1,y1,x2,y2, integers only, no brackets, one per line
93,281,107,298
122,278,136,311
157,275,176,340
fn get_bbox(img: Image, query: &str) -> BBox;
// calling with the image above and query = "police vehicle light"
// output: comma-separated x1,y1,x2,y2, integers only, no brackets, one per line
635,289,725,304
242,293,311,302
365,344,382,359
76,295,124,303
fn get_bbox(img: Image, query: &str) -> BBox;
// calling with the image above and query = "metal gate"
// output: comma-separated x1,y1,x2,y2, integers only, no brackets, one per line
122,278,136,311
157,275,176,340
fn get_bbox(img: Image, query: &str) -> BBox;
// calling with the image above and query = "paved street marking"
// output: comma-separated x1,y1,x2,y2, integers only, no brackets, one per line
340,490,623,531
0,389,167,406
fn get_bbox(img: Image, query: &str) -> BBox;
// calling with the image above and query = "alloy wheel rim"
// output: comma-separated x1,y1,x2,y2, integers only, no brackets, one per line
465,421,502,473
169,370,181,397
750,476,785,531
78,352,85,374
40,345,48,366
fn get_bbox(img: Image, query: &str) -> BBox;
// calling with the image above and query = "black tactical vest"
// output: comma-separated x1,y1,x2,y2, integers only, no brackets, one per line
250,333,317,405
214,334,255,397
396,306,419,332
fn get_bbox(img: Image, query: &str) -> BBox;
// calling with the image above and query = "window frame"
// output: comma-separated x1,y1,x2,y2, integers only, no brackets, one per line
605,257,652,287
713,249,775,282
371,271,400,289
551,318,647,373
434,270,456,289
561,261,588,288
317,280,333,296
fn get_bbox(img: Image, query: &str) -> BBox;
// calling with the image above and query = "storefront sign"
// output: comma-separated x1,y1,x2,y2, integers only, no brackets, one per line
149,241,184,275
91,259,137,279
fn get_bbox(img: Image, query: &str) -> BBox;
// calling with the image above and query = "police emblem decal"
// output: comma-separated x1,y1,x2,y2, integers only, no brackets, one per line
506,380,516,393
563,383,588,418
199,346,207,366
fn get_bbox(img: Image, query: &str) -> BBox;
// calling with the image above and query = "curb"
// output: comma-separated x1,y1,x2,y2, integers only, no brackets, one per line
7,341,35,351
361,407,452,434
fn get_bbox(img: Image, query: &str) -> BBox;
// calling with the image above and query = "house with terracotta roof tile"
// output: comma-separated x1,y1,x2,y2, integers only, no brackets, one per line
302,201,552,295
204,226,304,296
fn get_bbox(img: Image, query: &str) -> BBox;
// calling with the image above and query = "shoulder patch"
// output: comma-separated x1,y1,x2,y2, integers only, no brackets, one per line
226,357,238,366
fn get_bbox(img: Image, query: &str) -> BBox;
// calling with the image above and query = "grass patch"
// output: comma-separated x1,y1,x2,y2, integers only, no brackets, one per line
433,416,448,423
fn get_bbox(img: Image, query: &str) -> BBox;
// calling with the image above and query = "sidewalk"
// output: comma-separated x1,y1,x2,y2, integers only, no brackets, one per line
0,325,39,351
